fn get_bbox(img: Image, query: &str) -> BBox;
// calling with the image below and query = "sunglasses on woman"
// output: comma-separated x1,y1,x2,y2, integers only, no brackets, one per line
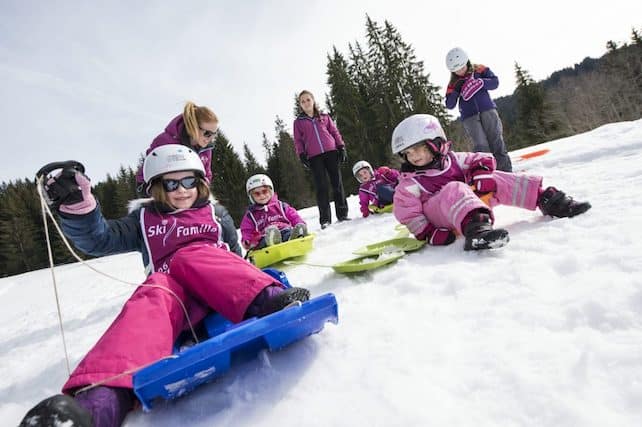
199,127,218,139
162,176,198,192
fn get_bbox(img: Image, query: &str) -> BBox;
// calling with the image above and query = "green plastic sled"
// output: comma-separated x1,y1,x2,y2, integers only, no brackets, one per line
352,237,426,257
248,234,315,268
332,251,406,274
368,204,394,214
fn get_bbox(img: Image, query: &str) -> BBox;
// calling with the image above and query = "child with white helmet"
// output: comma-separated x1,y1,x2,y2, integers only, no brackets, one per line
391,114,591,251
445,47,513,172
26,145,310,427
240,174,308,249
352,160,400,217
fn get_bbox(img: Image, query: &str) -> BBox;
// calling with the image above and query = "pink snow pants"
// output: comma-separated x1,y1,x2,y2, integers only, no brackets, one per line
62,245,280,392
424,171,543,234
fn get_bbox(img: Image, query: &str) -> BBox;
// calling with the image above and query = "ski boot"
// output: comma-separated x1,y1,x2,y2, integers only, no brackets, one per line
20,394,92,427
463,211,509,251
538,187,591,218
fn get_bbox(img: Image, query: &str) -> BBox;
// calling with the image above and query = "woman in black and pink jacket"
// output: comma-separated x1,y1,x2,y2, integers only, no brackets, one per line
293,90,349,229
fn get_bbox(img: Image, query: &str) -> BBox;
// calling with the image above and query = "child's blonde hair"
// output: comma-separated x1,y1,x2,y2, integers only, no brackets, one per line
183,101,219,141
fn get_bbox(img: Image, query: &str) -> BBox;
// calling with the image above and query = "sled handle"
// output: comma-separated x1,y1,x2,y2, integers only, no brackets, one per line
36,160,85,181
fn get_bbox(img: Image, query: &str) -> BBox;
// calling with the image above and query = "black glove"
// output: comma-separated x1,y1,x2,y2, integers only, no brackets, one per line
454,78,466,93
338,147,347,164
299,153,311,169
36,161,86,210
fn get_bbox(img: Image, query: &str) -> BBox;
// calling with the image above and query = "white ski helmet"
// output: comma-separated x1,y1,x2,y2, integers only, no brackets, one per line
246,174,274,201
391,114,447,155
445,47,469,72
142,145,205,194
352,160,374,183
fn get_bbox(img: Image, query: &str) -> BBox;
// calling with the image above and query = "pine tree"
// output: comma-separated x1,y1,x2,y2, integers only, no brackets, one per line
210,132,247,223
243,143,266,177
273,117,315,208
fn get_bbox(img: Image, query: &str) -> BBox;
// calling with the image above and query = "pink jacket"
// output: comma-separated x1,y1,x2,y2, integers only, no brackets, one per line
393,151,543,240
293,113,345,158
239,193,305,248
135,114,214,185
358,166,400,217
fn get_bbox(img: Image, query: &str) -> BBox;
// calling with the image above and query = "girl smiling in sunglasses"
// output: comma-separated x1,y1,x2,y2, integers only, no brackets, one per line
135,101,219,190
24,145,310,427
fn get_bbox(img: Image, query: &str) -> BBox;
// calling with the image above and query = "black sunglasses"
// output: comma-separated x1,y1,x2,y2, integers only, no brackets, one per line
162,176,198,192
199,127,218,139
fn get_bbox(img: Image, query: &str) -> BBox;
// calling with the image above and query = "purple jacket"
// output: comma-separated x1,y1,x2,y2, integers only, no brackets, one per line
358,166,400,217
293,113,345,158
445,65,499,120
135,114,214,185
239,193,305,248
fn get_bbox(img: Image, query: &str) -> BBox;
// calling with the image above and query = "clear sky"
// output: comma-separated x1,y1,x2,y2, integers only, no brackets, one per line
1,0,640,183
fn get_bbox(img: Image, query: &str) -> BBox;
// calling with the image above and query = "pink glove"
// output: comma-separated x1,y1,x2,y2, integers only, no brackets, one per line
58,172,97,215
416,223,456,246
470,167,496,193
461,78,484,101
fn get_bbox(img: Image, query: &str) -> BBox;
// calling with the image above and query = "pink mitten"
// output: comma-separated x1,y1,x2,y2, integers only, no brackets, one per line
58,172,97,215
461,78,484,101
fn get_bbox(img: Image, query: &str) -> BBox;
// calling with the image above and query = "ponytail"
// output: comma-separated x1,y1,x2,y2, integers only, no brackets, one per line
183,101,219,140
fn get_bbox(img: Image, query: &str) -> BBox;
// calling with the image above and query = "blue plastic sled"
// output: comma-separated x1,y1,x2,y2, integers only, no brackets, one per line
132,268,338,411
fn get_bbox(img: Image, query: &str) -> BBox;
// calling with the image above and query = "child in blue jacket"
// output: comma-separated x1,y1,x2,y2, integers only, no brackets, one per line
445,47,512,172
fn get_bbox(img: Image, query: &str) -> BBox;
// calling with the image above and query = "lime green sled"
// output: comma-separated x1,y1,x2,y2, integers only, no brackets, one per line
352,237,426,256
368,204,394,214
247,234,315,268
332,251,406,274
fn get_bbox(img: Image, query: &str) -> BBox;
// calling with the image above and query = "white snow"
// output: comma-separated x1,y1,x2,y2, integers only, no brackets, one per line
2,119,642,426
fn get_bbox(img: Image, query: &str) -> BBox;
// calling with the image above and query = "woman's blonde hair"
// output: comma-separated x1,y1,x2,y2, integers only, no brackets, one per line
183,101,219,141
297,90,321,117
149,176,210,207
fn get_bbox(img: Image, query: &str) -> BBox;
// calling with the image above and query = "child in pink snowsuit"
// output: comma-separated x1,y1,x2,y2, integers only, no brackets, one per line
352,160,400,217
391,114,591,250
240,174,308,249
22,146,310,427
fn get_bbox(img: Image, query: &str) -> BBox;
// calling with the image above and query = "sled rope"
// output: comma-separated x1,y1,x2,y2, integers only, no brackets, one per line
73,354,178,396
36,178,200,374
282,260,333,268
38,187,72,376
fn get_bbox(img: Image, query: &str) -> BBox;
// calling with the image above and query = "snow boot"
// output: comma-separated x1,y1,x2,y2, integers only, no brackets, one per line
538,186,591,218
291,223,308,239
74,386,134,427
320,221,331,230
264,226,282,246
19,394,92,427
463,211,509,251
245,285,310,318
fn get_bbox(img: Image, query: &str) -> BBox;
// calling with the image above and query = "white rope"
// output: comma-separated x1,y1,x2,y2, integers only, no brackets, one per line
73,354,178,396
35,176,200,381
38,185,72,376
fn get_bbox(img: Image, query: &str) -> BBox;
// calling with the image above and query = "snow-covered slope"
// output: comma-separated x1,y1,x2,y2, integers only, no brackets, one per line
2,119,642,426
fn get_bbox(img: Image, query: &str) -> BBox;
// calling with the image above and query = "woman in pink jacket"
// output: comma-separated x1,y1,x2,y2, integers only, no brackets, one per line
392,114,591,251
135,101,219,190
293,90,349,229
22,146,310,427
240,174,308,249
352,160,400,218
